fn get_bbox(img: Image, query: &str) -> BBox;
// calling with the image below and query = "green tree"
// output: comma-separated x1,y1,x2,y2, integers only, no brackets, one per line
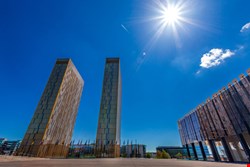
175,152,183,159
146,153,151,158
156,151,162,159
162,150,171,159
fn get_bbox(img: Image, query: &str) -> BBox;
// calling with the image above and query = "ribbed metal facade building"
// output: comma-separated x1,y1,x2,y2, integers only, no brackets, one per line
95,58,121,158
178,69,250,163
17,59,84,158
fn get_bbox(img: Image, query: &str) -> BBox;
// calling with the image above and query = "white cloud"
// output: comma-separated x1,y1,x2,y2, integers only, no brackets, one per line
200,48,235,68
240,22,250,32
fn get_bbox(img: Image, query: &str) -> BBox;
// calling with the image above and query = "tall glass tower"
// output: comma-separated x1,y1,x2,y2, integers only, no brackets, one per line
16,58,84,158
96,58,121,158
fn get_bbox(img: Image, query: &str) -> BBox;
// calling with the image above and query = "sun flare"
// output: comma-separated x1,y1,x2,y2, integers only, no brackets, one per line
147,0,194,47
162,6,181,25
157,2,184,28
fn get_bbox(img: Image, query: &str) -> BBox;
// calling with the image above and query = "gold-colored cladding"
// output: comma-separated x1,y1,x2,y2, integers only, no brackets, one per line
95,58,121,158
218,90,222,95
247,68,250,75
232,79,238,84
16,59,83,158
239,74,245,79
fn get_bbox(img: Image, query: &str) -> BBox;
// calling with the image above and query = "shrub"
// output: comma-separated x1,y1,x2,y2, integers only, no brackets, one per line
146,153,151,158
175,152,183,159
162,150,171,159
156,151,162,159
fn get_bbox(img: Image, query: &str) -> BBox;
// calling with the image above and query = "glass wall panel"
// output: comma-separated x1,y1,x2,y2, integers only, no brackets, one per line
188,144,195,159
226,136,248,162
196,107,208,141
212,95,235,136
204,104,219,139
228,85,250,130
234,81,250,112
203,141,214,161
215,141,228,162
243,132,250,149
206,100,225,137
190,112,202,142
194,142,203,160
221,89,247,133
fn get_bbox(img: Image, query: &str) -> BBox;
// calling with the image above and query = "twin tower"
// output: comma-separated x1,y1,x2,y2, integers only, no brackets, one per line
16,58,121,158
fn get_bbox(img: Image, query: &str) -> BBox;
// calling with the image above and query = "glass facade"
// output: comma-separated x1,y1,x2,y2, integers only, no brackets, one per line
178,69,250,163
203,141,214,161
121,144,146,158
16,59,84,158
156,146,187,158
95,58,121,158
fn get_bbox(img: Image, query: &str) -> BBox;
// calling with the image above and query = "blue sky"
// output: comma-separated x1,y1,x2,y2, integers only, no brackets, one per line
0,0,250,151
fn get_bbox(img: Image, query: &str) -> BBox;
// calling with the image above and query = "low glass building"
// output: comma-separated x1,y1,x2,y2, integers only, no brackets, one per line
0,138,21,155
68,142,95,158
178,69,250,163
121,144,146,158
156,146,187,158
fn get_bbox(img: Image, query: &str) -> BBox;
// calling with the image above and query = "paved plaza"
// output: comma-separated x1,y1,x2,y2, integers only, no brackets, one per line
0,157,246,167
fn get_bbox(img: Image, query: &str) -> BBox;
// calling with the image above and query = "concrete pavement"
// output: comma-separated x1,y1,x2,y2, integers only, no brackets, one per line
0,157,246,167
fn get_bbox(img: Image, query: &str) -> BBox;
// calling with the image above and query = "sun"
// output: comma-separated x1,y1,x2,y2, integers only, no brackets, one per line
157,2,183,27
145,0,194,46
135,0,197,69
162,6,181,25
